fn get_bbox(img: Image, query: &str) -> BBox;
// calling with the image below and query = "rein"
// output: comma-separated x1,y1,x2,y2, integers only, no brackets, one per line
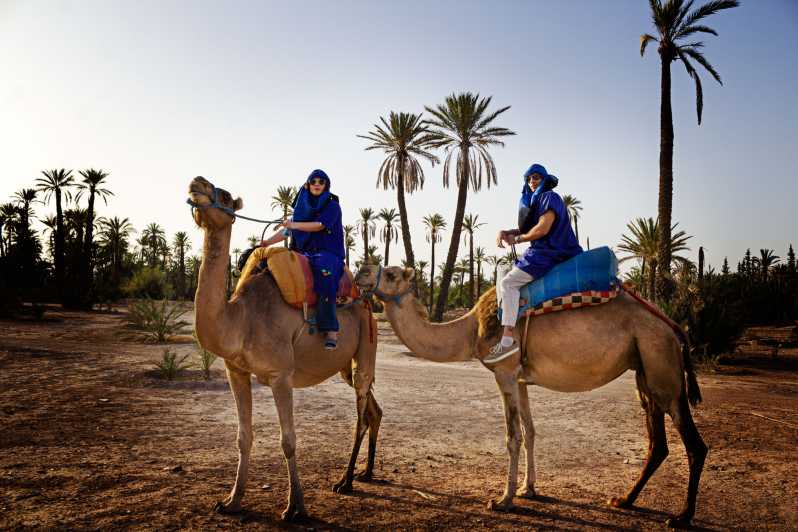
187,183,284,227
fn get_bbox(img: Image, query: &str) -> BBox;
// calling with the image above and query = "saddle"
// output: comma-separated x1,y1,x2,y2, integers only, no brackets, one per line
236,247,358,309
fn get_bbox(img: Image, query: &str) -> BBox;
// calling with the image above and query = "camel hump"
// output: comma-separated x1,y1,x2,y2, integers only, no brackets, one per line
235,247,358,308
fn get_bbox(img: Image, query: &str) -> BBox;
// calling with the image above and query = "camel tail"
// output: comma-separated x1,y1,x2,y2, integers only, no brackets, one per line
621,285,702,407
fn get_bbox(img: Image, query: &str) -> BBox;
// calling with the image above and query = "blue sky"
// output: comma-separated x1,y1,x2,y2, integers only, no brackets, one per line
1,0,796,270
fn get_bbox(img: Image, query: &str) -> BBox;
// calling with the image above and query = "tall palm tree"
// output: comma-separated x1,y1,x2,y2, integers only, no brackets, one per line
187,255,201,297
343,225,356,268
271,186,297,248
641,0,738,297
36,169,74,301
0,203,15,256
173,231,191,299
40,214,58,257
486,255,506,287
247,235,259,248
618,217,692,300
97,216,133,287
756,249,780,282
141,223,167,267
13,188,38,230
424,92,515,320
378,208,400,266
474,246,487,297
422,213,446,317
460,213,486,307
357,208,377,264
561,194,583,244
358,111,439,268
76,168,113,304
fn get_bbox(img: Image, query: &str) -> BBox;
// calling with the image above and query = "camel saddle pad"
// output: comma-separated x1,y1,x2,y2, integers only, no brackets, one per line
236,246,358,308
521,285,620,318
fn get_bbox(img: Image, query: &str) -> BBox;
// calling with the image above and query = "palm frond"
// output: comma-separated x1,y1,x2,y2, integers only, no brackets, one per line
640,33,659,56
681,46,722,84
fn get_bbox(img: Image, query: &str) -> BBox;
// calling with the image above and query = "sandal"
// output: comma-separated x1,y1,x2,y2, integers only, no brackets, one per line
324,336,338,351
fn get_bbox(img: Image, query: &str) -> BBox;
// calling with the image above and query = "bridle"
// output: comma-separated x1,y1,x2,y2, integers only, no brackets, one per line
361,264,415,305
186,183,283,226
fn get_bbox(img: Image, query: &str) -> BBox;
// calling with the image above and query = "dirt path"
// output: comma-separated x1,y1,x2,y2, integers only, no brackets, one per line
1,308,797,530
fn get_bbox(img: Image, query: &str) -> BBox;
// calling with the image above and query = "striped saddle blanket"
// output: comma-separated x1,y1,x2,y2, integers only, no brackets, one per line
519,285,620,318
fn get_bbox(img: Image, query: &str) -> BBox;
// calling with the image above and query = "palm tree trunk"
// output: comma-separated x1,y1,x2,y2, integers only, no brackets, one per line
640,258,647,297
384,233,390,266
575,217,579,245
346,247,350,268
434,149,469,321
363,232,369,264
468,233,474,307
81,191,96,308
54,189,66,303
396,161,415,267
477,263,482,298
656,54,675,300
648,260,658,304
429,240,435,315
178,245,186,299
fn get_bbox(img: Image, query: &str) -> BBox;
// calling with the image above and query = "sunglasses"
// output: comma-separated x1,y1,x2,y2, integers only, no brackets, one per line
309,178,326,186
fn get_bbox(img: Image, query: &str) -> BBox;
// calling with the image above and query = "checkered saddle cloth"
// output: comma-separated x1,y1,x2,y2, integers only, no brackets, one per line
520,285,620,318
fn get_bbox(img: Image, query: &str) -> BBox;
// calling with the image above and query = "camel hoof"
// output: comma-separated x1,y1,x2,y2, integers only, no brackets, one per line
608,496,633,509
354,469,373,482
516,486,537,499
213,500,242,515
665,514,692,529
487,498,514,512
332,478,353,494
281,504,308,522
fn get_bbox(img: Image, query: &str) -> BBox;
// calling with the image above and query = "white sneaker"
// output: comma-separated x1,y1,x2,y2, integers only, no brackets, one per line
483,339,520,364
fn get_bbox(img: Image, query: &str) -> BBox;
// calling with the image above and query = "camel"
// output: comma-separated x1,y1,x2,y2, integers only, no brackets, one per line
188,176,381,521
355,265,708,529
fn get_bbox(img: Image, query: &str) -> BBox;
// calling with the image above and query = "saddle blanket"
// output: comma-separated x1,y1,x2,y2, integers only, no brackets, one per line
236,247,358,309
521,285,620,318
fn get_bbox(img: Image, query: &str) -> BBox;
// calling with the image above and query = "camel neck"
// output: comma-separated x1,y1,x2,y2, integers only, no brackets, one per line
384,296,479,362
194,225,235,357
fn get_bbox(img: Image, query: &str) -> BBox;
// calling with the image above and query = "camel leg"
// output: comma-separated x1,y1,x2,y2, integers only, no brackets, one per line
609,373,668,509
664,395,708,529
270,372,307,522
488,365,523,511
214,366,252,514
516,383,537,499
332,382,370,494
355,392,383,482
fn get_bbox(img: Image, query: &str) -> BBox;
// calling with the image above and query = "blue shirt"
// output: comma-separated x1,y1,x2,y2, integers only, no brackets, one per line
515,191,583,278
293,199,345,259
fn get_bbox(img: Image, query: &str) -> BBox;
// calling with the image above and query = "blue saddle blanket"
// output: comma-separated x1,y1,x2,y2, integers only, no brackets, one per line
516,246,619,315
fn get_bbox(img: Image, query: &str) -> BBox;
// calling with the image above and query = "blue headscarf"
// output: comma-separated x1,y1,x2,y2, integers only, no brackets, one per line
518,163,559,231
292,169,332,250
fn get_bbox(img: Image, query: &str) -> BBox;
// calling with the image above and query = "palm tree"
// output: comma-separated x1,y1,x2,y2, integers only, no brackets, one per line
173,231,191,299
357,208,377,264
617,217,692,300
358,111,439,268
561,194,583,244
40,214,58,257
422,213,446,317
247,235,259,248
141,223,167,267
271,186,297,248
460,213,486,307
344,225,356,268
756,249,780,282
378,208,400,266
97,216,133,287
474,246,487,297
36,169,74,301
76,168,113,304
13,188,38,230
0,203,15,256
641,0,738,297
424,92,515,320
187,255,201,297
486,255,506,287
64,208,89,250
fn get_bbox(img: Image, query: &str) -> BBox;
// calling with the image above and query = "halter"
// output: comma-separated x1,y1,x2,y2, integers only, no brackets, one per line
186,183,284,225
362,264,415,305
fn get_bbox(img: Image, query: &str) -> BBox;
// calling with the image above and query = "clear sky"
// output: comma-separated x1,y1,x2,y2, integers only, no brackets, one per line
2,0,796,271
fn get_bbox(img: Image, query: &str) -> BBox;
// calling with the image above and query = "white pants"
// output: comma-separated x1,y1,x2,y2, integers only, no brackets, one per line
497,266,534,327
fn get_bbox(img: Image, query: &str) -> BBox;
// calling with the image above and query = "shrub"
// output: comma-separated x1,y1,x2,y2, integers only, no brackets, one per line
127,298,190,342
123,267,173,299
154,348,192,380
194,331,217,380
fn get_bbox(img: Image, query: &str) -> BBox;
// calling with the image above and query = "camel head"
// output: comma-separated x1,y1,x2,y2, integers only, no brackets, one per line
188,176,243,229
355,265,415,301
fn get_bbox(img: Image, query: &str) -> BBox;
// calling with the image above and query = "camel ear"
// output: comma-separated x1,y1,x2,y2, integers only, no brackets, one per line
402,268,415,281
233,197,243,211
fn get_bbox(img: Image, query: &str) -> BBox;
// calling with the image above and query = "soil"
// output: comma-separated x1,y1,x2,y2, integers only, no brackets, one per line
1,306,797,531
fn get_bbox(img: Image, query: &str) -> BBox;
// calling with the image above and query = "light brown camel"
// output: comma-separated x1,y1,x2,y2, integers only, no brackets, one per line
188,176,381,521
355,265,707,529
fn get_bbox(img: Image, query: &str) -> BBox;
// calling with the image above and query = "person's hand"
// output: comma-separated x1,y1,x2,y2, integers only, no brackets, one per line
280,217,292,230
496,230,506,249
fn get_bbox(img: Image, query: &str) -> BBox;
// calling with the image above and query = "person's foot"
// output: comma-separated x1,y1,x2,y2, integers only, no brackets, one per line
483,338,519,364
324,333,338,351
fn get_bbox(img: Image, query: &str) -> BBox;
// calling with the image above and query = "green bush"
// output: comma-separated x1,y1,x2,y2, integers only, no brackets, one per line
127,298,190,342
154,348,192,380
194,331,217,380
123,267,173,299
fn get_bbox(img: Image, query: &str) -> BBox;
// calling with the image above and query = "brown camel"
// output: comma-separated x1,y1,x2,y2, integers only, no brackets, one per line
355,265,707,529
188,176,381,521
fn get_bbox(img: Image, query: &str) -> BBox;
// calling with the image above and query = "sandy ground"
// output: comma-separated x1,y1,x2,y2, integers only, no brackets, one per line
1,306,797,531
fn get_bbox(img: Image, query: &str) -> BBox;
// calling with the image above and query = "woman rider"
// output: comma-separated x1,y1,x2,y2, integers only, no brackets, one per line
260,169,345,350
482,163,583,364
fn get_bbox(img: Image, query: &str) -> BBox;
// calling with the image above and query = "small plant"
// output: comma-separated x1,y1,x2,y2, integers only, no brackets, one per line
194,331,217,380
154,348,192,380
127,298,190,342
